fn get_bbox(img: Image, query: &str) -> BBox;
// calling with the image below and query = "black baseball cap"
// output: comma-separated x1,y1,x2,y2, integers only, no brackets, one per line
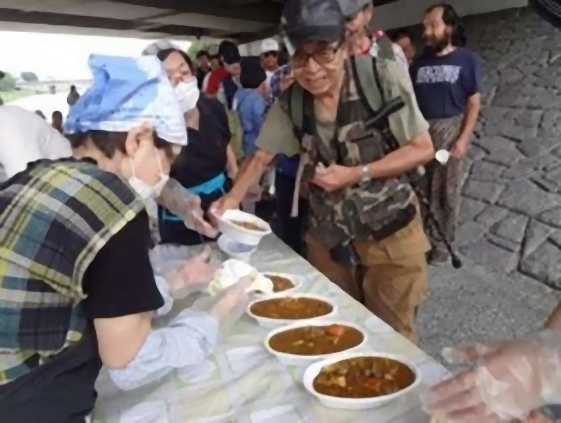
530,0,561,28
338,0,372,18
222,49,241,65
282,0,346,51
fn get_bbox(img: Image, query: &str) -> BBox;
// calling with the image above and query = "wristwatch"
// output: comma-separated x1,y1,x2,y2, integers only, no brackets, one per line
360,165,371,182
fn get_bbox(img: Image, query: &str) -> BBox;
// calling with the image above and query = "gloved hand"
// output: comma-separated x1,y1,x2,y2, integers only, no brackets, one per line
162,246,219,297
192,274,255,336
423,330,561,422
245,184,263,202
156,178,219,238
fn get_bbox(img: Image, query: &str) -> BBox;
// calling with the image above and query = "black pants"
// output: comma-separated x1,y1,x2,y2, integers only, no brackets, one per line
0,323,100,423
274,171,309,257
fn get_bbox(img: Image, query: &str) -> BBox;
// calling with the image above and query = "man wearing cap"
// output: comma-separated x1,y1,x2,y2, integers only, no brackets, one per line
212,0,434,343
340,0,410,73
260,38,281,90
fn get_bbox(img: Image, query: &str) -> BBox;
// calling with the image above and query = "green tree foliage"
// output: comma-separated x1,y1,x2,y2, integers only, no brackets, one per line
20,71,39,82
0,72,16,92
187,41,215,62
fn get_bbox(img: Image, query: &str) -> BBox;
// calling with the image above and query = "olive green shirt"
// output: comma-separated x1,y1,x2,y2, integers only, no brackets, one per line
256,60,429,156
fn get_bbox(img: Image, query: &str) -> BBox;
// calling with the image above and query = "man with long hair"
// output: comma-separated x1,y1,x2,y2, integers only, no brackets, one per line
410,3,482,264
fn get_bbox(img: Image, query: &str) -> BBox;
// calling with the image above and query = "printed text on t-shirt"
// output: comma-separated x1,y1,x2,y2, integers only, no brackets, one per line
415,65,461,84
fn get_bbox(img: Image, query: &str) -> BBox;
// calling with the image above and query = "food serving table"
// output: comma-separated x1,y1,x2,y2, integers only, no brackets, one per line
92,235,450,423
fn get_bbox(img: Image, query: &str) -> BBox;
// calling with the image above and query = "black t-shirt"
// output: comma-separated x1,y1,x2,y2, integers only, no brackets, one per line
171,96,231,188
0,211,164,422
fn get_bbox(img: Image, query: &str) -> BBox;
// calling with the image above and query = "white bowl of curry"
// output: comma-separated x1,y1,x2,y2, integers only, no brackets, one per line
303,353,421,410
264,321,368,366
246,294,338,329
216,209,272,246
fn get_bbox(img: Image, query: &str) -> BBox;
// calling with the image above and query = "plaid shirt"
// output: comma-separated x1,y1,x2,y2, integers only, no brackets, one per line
0,159,145,385
265,64,292,115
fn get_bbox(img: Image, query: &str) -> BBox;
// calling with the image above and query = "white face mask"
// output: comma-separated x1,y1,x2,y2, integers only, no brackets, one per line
175,78,200,113
128,154,170,200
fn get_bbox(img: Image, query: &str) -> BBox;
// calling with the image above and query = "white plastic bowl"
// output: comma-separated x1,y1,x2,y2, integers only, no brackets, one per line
217,234,257,262
217,209,272,246
264,320,368,366
246,293,338,329
303,352,421,410
260,272,301,296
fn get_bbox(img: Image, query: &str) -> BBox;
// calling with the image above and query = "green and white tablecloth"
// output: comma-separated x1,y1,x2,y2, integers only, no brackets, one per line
93,235,450,423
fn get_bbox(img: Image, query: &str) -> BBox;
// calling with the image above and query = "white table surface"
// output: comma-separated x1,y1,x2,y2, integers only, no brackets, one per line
92,235,450,423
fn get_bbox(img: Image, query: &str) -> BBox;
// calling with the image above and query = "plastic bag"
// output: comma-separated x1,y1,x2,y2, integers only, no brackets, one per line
157,178,219,238
423,330,561,422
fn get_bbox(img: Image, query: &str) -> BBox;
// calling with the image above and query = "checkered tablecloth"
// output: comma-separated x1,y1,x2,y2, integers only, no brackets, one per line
92,235,450,423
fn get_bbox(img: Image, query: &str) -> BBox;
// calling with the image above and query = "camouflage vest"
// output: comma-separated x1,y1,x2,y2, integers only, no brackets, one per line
0,159,145,385
279,53,415,250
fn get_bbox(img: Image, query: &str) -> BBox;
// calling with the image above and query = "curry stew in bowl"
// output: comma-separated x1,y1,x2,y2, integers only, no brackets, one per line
264,274,295,293
268,324,364,356
250,297,333,320
230,220,266,232
313,356,416,399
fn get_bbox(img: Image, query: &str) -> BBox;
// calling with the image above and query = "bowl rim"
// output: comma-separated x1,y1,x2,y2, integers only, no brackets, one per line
303,352,422,405
218,209,272,236
264,320,368,361
246,293,338,324
260,272,301,294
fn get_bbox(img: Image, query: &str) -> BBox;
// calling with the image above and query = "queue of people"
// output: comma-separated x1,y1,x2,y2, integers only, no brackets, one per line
0,0,560,422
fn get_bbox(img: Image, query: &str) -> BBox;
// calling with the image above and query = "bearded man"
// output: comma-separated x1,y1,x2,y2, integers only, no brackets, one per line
410,3,482,264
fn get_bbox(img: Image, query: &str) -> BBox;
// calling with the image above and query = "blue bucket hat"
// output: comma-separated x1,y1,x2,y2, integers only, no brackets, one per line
64,54,187,146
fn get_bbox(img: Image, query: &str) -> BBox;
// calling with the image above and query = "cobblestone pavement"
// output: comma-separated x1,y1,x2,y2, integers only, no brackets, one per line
416,8,561,365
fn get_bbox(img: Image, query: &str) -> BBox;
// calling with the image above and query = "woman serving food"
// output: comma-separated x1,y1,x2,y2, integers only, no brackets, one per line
0,54,252,422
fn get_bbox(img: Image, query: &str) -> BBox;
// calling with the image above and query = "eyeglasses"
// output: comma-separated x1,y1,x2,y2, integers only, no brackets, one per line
291,41,342,68
263,51,278,58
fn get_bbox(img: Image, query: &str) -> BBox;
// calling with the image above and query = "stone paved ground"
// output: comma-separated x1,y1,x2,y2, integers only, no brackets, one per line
415,8,561,365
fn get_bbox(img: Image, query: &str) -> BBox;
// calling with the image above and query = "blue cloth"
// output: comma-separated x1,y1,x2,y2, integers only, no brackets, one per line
276,155,300,178
64,55,187,146
162,173,226,222
410,47,483,120
234,88,265,157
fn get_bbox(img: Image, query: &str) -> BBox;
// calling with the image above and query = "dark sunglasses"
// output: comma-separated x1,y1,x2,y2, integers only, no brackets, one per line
263,51,278,58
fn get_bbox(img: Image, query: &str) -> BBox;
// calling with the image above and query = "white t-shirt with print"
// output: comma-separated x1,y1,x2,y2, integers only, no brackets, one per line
0,105,72,179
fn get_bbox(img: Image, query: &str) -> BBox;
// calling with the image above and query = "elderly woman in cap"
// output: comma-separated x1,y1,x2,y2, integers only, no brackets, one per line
0,54,252,422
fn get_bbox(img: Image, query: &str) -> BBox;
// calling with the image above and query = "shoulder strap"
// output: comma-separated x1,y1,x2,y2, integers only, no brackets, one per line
350,56,385,116
287,83,315,135
289,83,304,131
376,36,395,61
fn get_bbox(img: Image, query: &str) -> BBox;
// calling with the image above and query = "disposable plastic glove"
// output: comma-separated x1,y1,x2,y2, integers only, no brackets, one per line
157,178,219,238
192,273,256,337
423,330,561,422
154,246,219,299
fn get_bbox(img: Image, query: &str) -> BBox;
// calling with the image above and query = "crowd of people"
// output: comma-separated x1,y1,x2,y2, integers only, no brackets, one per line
0,0,560,422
